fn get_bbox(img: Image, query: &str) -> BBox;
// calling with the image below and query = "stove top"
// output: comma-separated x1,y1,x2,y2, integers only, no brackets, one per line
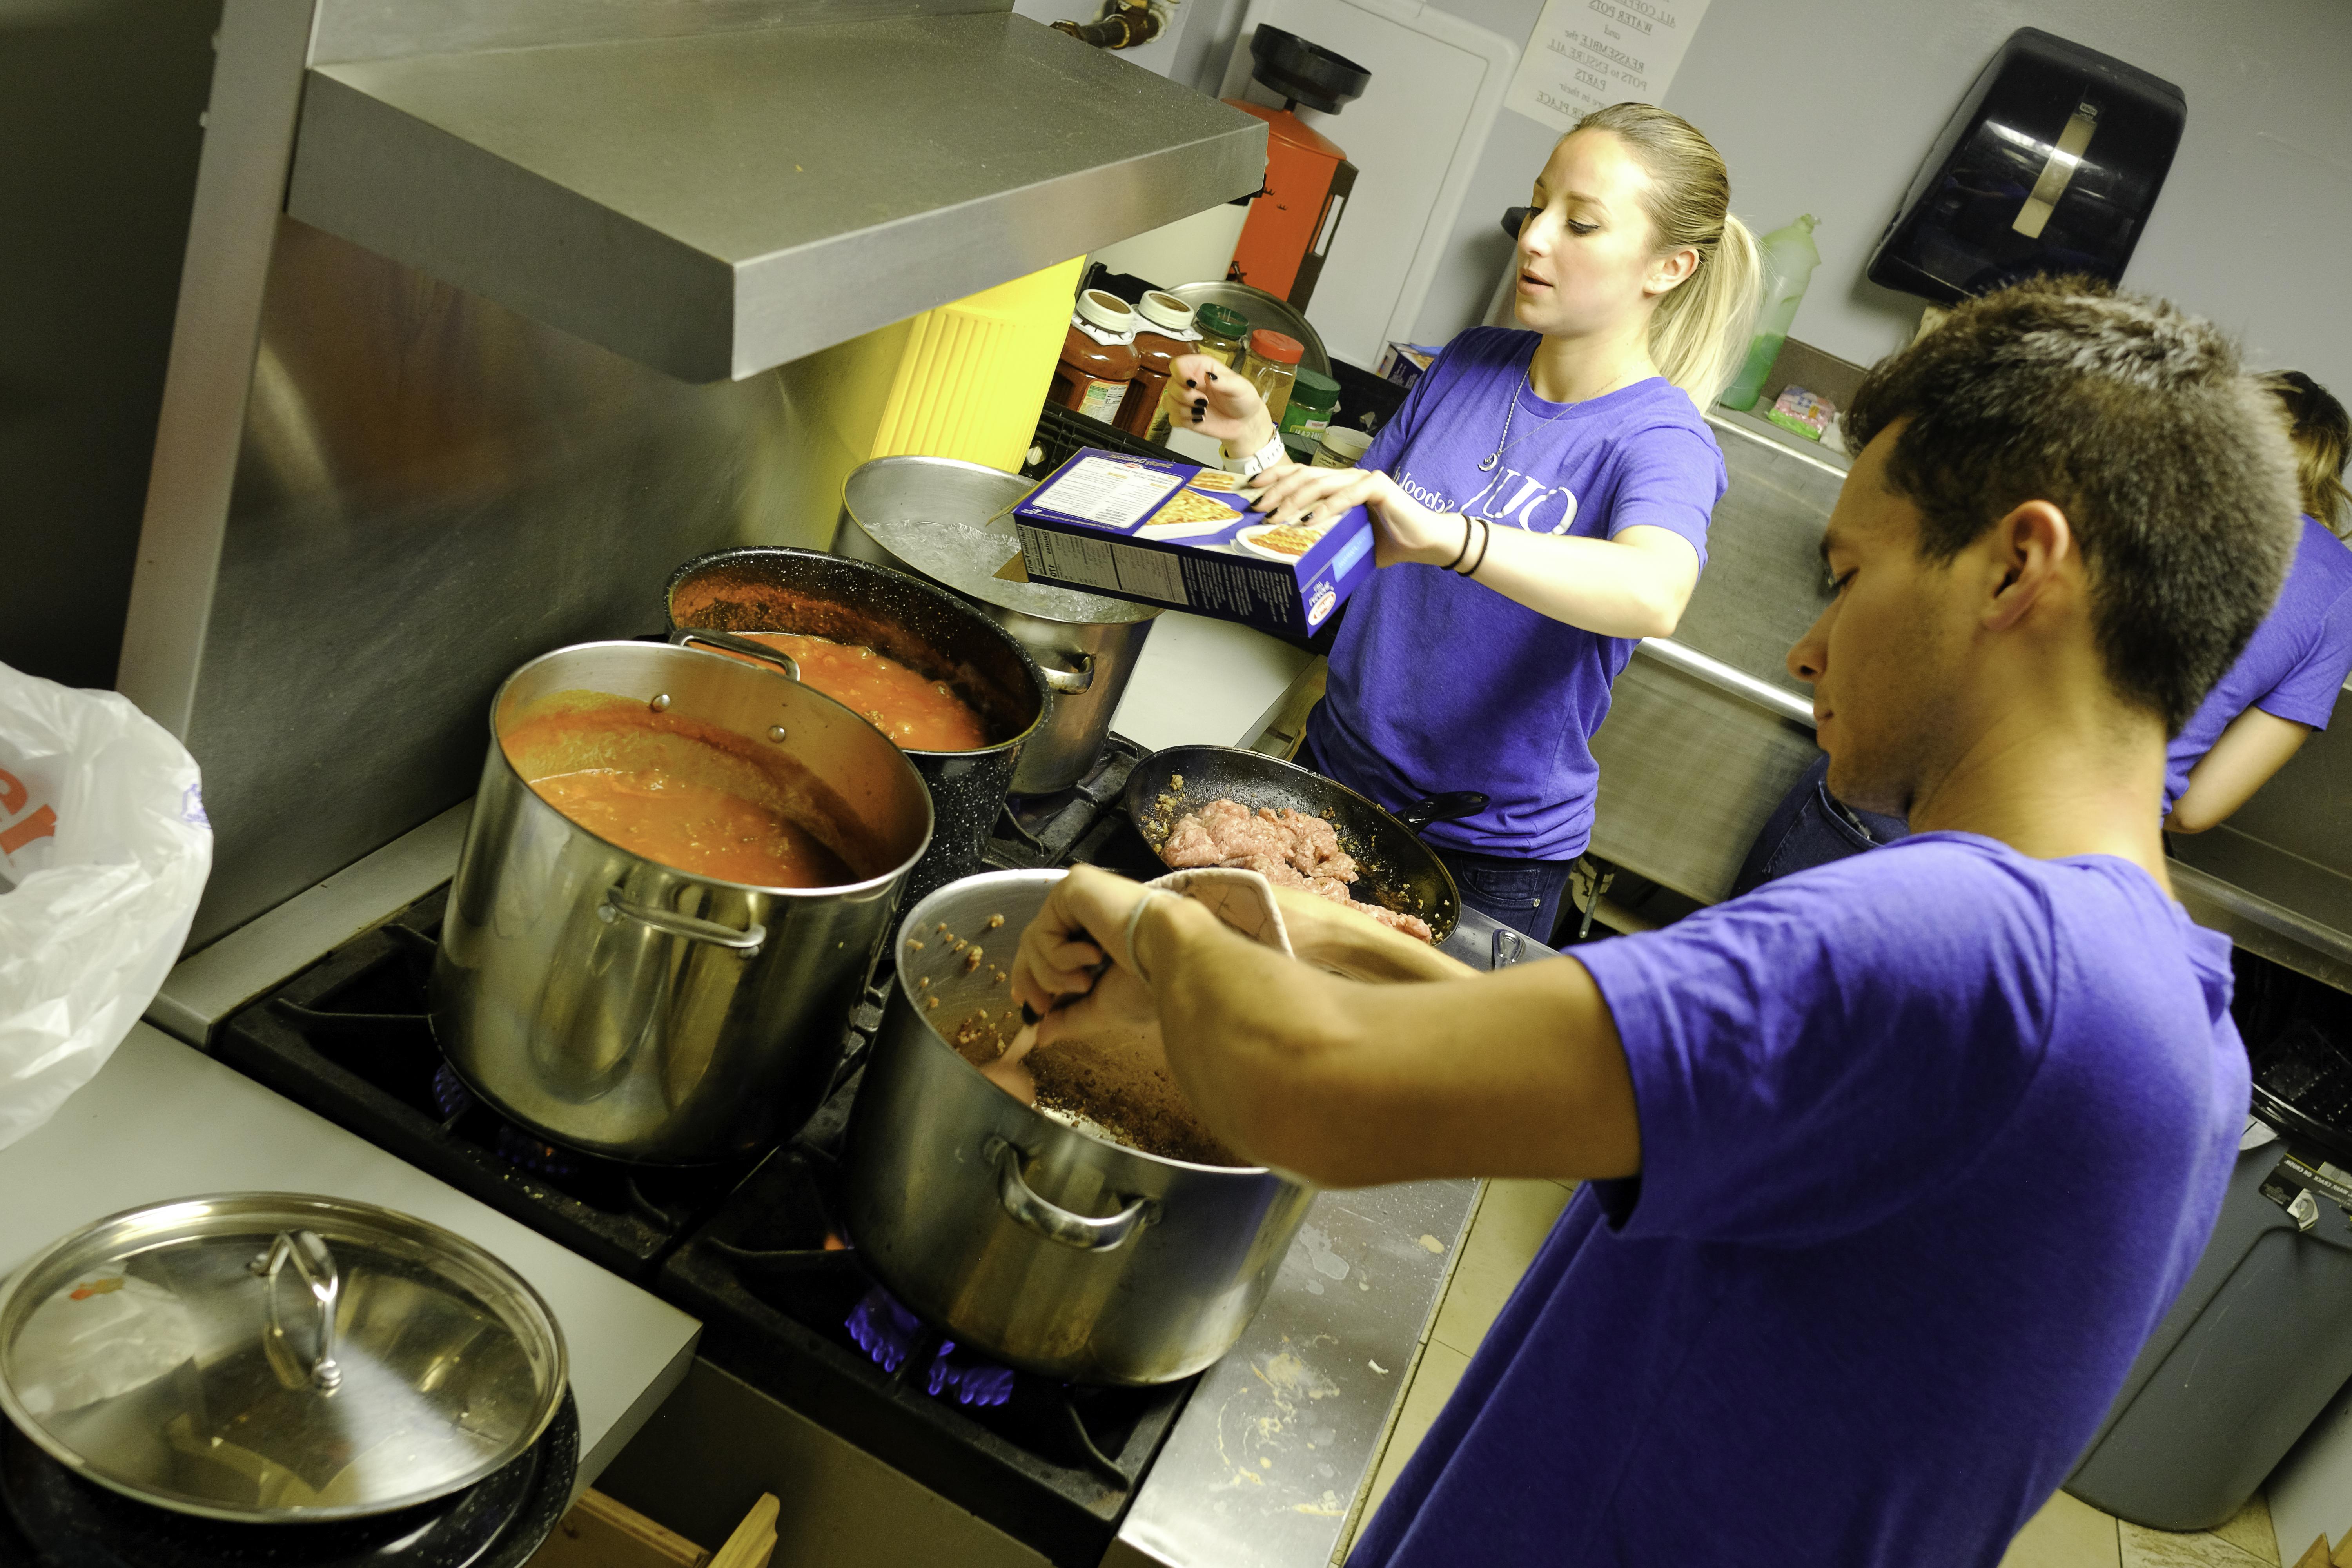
211,735,1187,1566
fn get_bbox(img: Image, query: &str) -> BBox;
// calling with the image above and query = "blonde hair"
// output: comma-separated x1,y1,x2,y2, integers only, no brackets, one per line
1569,102,1760,408
2259,370,2351,535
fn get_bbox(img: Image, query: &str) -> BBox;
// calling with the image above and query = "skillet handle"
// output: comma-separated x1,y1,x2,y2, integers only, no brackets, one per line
670,626,802,684
985,1136,1152,1252
1397,792,1487,834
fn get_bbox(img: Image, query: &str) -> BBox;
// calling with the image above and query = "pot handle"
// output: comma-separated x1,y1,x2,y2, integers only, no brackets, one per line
601,891,767,957
249,1229,342,1391
1397,792,1488,834
669,626,802,683
1037,654,1094,695
986,1136,1151,1252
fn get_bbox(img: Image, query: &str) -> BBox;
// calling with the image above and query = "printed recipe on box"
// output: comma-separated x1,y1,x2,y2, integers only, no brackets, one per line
1014,450,1378,639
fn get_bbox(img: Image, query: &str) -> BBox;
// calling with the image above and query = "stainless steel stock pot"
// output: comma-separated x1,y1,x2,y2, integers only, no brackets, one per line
430,640,932,1164
833,456,1158,794
841,869,1314,1384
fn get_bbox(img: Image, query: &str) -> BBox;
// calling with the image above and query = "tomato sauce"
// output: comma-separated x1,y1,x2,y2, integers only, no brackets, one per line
732,633,990,753
528,768,852,888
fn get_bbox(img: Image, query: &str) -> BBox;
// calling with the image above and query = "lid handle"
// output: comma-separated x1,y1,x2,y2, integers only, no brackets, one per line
250,1230,343,1392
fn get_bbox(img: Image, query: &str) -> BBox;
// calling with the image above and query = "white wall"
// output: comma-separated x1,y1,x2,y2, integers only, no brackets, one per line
1228,0,2352,395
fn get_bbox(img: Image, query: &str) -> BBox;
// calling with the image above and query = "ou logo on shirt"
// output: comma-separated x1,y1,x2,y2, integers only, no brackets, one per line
1465,467,1579,535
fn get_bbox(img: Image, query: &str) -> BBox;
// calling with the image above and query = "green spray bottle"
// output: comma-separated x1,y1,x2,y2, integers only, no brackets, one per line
1719,214,1821,411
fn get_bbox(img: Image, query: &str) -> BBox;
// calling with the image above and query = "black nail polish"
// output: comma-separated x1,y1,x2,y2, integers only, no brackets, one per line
1183,379,1197,389
1020,1002,1039,1026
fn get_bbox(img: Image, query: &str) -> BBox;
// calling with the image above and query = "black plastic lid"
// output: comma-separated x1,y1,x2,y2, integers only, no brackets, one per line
1247,25,1369,115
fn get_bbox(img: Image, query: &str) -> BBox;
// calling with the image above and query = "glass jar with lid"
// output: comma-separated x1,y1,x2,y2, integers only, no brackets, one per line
1278,367,1341,444
1049,289,1140,426
1117,291,1200,438
1243,330,1306,428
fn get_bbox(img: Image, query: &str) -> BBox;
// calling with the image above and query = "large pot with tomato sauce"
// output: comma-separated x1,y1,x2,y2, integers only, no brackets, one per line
429,639,933,1164
663,547,1049,907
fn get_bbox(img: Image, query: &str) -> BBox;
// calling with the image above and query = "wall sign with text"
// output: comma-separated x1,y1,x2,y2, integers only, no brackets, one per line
1504,0,1713,132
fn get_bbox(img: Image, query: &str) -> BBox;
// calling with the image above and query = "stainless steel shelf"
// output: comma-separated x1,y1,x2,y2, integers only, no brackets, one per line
287,11,1267,382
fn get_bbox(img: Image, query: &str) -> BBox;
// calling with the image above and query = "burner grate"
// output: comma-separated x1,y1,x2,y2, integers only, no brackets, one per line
215,887,766,1281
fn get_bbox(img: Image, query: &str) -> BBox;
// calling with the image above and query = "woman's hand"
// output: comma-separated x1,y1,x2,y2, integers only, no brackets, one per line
1242,463,1471,569
1164,353,1277,456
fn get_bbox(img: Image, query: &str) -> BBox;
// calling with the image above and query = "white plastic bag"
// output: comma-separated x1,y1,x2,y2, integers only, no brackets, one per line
0,662,211,1153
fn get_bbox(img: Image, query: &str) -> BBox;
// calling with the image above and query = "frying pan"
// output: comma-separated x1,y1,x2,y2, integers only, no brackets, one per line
1122,745,1485,942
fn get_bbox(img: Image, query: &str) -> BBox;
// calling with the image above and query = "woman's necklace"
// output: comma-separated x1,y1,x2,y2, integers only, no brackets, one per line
1479,357,1644,472
1477,367,1537,474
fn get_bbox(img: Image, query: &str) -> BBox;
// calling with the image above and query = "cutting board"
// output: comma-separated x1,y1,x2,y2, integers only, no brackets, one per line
1217,0,1515,367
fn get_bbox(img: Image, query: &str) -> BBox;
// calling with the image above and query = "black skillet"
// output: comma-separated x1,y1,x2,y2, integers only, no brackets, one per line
1122,745,1486,942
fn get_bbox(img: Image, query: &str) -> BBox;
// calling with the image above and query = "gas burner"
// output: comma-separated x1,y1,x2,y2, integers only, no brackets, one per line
926,1338,1016,1410
847,1285,926,1374
658,1136,1191,1566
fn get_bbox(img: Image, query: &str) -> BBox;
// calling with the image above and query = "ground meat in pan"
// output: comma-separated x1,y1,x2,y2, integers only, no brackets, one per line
1157,799,1432,943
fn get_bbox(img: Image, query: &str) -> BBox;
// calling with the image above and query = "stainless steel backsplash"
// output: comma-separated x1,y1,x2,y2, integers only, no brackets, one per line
173,218,818,947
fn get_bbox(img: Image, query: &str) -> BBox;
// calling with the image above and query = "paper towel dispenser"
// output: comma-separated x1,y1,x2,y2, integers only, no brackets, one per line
1867,29,2184,304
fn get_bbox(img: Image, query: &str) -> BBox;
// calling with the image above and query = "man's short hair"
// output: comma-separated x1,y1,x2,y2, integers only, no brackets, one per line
1845,278,2301,734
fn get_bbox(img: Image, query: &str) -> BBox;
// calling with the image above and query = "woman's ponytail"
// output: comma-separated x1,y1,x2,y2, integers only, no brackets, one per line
1570,103,1761,410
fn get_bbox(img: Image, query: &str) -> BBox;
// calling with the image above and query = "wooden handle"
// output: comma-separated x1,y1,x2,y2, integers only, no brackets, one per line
706,1494,780,1568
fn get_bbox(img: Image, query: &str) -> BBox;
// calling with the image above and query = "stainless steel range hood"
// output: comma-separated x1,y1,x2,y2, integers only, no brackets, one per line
117,0,1267,955
287,5,1267,382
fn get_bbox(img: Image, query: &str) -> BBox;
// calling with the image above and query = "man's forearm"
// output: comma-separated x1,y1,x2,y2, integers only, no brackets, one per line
1136,898,1643,1187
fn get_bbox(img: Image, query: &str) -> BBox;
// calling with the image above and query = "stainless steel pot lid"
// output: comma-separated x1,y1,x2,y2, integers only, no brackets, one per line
0,1194,568,1523
1161,281,1332,379
843,457,1160,626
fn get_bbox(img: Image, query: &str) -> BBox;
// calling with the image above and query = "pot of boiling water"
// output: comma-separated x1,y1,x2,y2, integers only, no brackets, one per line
430,640,933,1165
840,869,1315,1384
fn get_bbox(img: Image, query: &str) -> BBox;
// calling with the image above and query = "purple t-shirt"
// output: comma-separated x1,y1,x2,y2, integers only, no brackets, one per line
1352,835,2245,1568
2164,514,2352,813
1305,328,1726,861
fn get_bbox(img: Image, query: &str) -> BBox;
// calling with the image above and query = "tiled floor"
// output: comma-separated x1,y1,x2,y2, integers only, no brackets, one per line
1341,1180,2291,1568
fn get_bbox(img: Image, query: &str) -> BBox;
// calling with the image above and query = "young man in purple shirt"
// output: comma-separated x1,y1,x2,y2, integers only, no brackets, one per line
1010,279,2300,1566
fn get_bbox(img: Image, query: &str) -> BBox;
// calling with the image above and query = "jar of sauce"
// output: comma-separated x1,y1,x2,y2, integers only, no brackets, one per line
1244,330,1305,428
1050,290,1141,426
1117,291,1200,438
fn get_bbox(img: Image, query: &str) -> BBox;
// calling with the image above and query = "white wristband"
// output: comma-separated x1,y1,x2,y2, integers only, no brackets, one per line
1224,432,1290,480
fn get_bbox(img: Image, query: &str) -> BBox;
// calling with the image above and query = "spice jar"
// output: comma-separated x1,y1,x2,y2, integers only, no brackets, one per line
1118,291,1200,439
1278,368,1340,444
1244,330,1305,428
1050,290,1140,426
1193,303,1252,369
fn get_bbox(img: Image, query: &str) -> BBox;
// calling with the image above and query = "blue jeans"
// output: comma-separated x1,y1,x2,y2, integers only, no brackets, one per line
1730,753,1909,897
1431,846,1579,943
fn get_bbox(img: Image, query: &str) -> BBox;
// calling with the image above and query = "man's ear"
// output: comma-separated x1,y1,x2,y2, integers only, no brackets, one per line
1982,500,2074,632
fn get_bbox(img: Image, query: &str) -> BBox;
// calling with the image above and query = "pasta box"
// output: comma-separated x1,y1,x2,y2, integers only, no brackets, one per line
1011,448,1376,638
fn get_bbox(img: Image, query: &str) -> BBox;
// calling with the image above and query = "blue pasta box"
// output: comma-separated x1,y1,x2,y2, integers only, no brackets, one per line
1011,448,1376,638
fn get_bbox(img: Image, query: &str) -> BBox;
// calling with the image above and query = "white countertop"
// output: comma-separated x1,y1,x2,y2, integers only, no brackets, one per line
0,1023,699,1493
1109,612,1317,757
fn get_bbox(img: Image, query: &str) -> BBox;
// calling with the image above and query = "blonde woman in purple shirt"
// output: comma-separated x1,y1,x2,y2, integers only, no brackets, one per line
1168,102,1760,939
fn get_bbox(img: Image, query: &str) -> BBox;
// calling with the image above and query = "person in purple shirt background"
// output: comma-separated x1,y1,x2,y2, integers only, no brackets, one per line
2167,372,2352,831
1167,102,1762,940
1009,279,2298,1565
1735,368,2352,895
